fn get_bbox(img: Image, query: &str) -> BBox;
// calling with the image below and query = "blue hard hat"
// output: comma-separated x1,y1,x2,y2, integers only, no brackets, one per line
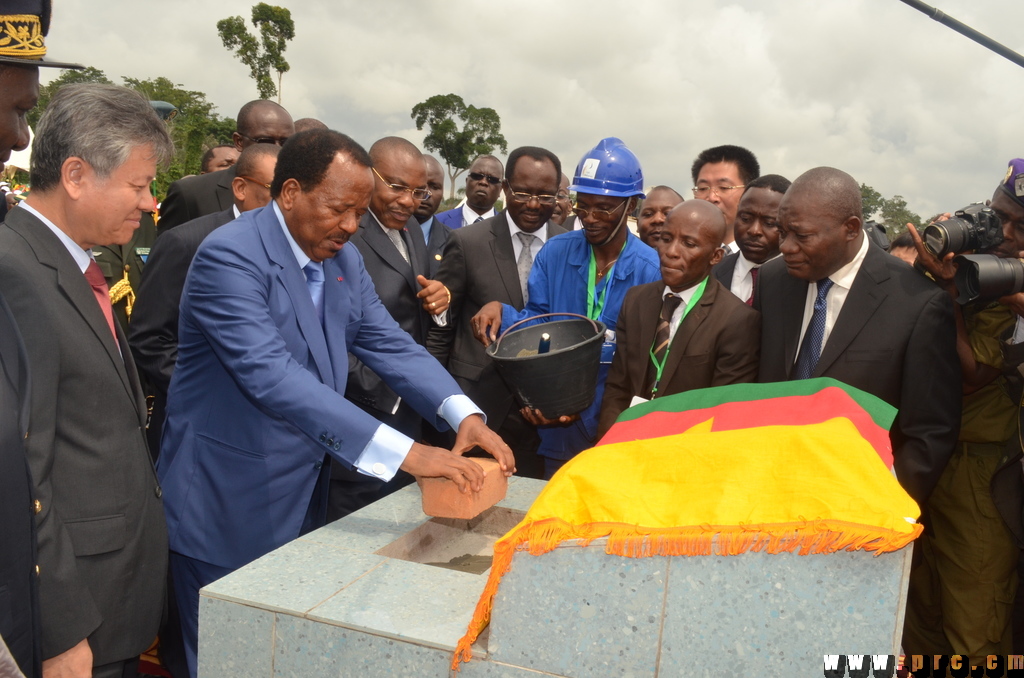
569,137,645,199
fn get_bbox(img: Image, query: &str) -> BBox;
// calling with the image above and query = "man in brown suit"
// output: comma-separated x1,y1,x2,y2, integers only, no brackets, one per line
598,200,760,437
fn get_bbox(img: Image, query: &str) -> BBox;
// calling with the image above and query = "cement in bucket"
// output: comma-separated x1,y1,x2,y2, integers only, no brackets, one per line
486,313,606,418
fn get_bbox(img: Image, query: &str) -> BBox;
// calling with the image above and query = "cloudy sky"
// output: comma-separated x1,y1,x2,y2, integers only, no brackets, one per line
44,0,1024,218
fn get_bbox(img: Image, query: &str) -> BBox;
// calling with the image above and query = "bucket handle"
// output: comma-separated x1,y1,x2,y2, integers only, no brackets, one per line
493,312,600,352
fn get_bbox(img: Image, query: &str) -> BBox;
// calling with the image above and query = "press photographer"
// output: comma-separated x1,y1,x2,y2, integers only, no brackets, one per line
902,159,1024,662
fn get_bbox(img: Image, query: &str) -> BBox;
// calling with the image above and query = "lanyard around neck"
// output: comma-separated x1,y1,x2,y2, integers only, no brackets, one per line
587,240,626,321
648,276,709,397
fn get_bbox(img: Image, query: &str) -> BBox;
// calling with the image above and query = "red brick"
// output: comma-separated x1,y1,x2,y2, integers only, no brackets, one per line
417,458,507,519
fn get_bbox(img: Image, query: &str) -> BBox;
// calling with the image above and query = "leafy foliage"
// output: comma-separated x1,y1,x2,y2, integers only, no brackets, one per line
412,93,508,199
28,66,112,128
861,183,922,240
217,3,295,101
122,76,236,197
26,68,235,199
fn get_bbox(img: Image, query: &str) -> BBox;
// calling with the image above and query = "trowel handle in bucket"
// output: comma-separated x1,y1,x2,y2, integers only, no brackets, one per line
493,312,600,352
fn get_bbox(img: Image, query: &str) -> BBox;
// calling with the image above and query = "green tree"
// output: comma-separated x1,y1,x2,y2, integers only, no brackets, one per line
411,94,508,199
879,195,922,239
860,183,884,222
122,77,235,197
217,4,295,102
28,66,112,128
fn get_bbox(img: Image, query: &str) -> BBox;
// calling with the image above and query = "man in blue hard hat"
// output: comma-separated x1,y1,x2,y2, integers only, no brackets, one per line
473,137,662,478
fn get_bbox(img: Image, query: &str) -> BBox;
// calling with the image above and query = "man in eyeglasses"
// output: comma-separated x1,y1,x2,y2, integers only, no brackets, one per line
435,155,505,229
472,138,662,478
129,143,281,460
428,146,568,479
158,99,294,233
336,136,452,520
690,144,760,253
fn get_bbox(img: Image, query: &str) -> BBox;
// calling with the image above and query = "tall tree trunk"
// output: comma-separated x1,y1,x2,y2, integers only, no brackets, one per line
277,71,283,104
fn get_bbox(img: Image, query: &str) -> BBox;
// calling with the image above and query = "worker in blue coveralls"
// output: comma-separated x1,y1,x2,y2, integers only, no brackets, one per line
473,138,661,478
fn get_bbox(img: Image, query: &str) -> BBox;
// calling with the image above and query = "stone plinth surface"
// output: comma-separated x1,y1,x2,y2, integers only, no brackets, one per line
198,477,912,677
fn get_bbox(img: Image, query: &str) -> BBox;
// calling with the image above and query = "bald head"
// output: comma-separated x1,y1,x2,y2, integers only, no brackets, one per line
368,136,428,229
369,136,422,164
293,117,328,133
656,199,726,291
234,100,294,150
777,167,864,281
789,167,862,224
670,199,727,245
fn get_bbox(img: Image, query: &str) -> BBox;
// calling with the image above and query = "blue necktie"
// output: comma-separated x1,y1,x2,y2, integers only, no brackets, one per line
793,278,834,380
303,261,324,324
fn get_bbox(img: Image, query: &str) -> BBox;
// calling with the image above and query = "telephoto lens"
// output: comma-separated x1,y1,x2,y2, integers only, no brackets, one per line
953,254,1024,304
922,204,1003,257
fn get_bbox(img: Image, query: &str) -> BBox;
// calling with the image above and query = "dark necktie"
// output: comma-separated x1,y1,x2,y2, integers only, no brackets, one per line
792,278,834,380
473,215,484,224
515,231,537,304
84,260,120,349
647,293,683,393
747,267,759,306
303,261,325,324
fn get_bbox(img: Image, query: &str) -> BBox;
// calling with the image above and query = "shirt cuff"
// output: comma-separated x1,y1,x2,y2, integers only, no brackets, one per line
439,394,484,430
432,309,449,326
354,425,414,481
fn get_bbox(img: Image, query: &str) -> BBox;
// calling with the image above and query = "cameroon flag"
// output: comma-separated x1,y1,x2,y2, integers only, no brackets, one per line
453,378,921,670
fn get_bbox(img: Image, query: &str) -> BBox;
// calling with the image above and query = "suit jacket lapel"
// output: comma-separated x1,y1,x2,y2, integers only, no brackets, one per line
258,208,334,386
359,213,418,292
215,166,236,211
633,283,662,392
403,217,428,283
662,278,717,387
814,245,889,376
490,212,524,308
8,209,137,403
779,272,809,379
323,255,352,391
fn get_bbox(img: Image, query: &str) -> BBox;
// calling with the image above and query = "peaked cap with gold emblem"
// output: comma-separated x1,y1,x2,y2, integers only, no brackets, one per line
0,0,82,69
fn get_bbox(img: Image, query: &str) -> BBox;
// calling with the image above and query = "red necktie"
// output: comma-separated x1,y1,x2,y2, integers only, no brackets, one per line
747,267,759,306
84,260,120,349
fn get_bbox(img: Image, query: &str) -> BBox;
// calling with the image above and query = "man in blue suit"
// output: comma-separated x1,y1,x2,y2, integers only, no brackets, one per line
156,129,515,678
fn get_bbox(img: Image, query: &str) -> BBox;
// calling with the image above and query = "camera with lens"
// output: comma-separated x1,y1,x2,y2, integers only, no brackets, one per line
953,254,1024,304
922,203,1003,257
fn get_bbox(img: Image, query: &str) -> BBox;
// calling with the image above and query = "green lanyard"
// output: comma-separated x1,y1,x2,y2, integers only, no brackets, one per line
648,276,709,397
586,242,626,321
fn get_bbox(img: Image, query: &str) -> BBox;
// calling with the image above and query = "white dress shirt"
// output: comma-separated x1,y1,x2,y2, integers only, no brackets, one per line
729,252,779,302
462,203,495,227
795,234,870,360
662,279,705,345
21,202,91,273
509,218,549,262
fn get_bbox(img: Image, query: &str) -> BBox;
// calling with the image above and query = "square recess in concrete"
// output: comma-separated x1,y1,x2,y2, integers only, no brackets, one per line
374,505,525,575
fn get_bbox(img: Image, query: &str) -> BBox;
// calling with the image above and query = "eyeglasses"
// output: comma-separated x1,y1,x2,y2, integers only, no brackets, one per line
504,182,558,206
372,167,431,201
238,133,290,146
238,175,271,189
572,199,627,221
692,184,745,199
468,171,502,185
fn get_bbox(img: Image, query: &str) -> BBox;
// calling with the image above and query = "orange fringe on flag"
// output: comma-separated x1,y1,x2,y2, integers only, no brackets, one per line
451,516,921,670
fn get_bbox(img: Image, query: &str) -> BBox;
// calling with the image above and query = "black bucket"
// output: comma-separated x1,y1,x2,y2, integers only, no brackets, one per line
486,313,607,418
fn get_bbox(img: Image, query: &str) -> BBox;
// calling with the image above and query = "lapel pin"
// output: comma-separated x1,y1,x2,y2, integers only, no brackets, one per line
337,276,344,282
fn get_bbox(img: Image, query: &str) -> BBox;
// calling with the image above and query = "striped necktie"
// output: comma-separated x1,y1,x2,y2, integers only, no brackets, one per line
646,293,683,393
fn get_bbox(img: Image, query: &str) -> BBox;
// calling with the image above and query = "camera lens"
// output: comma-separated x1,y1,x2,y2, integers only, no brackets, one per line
953,254,1024,304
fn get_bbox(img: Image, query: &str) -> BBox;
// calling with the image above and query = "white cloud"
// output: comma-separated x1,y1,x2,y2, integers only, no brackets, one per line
43,0,1024,216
